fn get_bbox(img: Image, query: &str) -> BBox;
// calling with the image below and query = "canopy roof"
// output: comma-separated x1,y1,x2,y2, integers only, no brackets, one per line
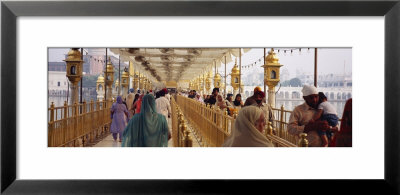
110,48,250,84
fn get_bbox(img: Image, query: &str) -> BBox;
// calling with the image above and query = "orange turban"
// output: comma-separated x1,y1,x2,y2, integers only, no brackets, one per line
254,86,262,92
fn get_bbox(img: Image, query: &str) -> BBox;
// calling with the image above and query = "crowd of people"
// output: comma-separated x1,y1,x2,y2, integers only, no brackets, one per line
109,88,172,147
110,84,352,147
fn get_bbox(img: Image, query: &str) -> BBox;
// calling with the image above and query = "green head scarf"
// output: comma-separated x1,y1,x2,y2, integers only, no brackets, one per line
122,94,169,147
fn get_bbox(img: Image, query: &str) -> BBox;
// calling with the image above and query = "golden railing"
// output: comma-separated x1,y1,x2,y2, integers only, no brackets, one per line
175,95,231,147
175,95,306,147
270,106,299,145
48,99,113,147
171,96,193,147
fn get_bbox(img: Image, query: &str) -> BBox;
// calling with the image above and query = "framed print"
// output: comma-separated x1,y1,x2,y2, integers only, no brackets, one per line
1,0,400,194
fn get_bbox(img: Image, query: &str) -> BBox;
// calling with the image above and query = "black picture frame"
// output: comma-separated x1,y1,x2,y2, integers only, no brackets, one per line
1,1,399,194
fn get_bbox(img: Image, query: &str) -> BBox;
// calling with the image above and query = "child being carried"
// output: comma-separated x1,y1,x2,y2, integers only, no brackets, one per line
310,92,339,147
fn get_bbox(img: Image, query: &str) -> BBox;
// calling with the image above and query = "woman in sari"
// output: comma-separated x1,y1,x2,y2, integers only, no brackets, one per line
129,94,140,117
122,94,170,147
332,98,352,147
110,96,129,142
222,106,274,147
132,94,144,114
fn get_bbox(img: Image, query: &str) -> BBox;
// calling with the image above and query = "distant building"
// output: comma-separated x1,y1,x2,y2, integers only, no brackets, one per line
52,54,124,76
48,71,69,96
48,62,66,71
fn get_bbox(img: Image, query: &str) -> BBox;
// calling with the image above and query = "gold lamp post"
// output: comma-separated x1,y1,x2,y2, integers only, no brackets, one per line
114,79,119,98
146,79,151,91
214,72,221,89
240,80,244,94
96,74,105,101
142,76,147,91
263,48,283,108
205,72,211,94
196,77,200,92
133,71,139,91
121,69,129,98
139,74,144,91
189,81,193,91
65,48,83,105
231,58,240,96
104,57,114,100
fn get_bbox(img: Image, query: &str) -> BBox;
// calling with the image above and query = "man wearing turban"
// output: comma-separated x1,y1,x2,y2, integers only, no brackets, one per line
243,86,275,133
288,85,330,147
243,86,263,106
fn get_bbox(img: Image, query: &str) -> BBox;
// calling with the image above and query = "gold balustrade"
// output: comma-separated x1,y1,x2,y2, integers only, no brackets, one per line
176,95,305,147
171,96,193,147
176,95,233,147
270,105,299,145
48,99,114,147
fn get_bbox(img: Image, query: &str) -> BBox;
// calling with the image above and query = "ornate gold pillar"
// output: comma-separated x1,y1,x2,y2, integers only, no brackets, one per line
96,74,105,101
231,58,240,96
65,48,83,105
104,57,114,100
121,70,129,99
263,48,283,108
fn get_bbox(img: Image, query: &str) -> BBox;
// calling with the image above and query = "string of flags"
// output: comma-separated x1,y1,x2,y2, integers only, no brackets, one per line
240,48,312,69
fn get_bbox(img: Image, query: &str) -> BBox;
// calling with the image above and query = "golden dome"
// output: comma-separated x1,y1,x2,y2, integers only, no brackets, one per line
214,73,221,80
266,48,280,64
122,71,129,78
65,48,83,62
105,57,114,73
231,63,239,75
115,79,119,85
97,74,104,83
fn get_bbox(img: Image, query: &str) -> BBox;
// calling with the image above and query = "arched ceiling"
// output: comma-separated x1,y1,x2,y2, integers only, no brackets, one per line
110,48,250,84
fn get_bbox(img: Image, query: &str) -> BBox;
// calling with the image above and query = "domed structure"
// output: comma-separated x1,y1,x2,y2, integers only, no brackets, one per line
65,48,83,62
96,74,105,101
214,73,221,88
122,71,129,78
265,48,280,65
97,74,104,83
231,58,240,90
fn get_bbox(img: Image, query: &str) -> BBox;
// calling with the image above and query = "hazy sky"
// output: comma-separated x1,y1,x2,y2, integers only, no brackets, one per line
49,48,352,79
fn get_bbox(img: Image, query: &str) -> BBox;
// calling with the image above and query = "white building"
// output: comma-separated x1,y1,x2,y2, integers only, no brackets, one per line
48,71,69,96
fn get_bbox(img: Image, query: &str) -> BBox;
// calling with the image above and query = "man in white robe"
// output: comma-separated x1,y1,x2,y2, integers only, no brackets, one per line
288,85,330,147
155,88,171,124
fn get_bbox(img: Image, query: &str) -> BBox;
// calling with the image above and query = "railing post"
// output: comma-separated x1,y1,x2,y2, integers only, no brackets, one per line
183,124,193,147
73,102,78,147
178,113,184,147
265,121,273,136
299,133,309,147
82,101,87,146
90,99,94,143
280,105,285,137
50,102,55,122
96,99,100,139
62,101,68,145
48,102,55,147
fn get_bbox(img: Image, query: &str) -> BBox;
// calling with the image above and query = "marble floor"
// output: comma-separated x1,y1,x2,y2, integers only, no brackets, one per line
93,117,200,147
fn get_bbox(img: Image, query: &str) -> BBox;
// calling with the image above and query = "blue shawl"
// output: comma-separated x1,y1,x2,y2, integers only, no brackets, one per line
122,94,169,147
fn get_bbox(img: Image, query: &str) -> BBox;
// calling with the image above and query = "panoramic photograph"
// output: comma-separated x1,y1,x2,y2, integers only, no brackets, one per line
48,48,352,147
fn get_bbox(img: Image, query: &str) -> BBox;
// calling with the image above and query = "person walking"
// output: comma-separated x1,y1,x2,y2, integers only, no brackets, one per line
110,96,129,142
122,94,171,147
